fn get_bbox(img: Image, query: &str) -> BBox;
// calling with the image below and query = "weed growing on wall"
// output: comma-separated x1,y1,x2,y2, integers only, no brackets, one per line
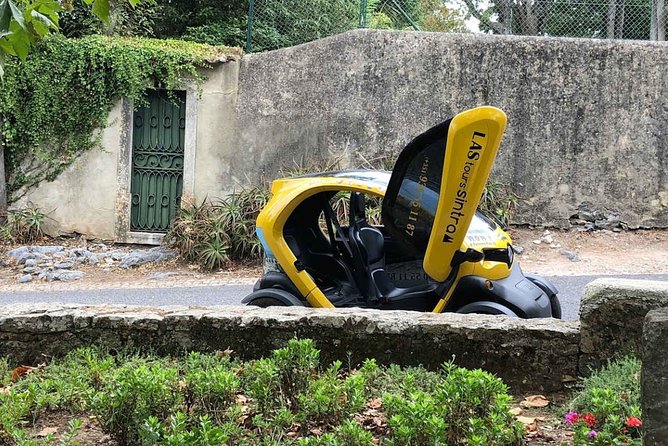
0,34,237,203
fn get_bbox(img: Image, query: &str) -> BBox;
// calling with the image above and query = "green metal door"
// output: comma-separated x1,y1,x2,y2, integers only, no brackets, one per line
130,90,186,233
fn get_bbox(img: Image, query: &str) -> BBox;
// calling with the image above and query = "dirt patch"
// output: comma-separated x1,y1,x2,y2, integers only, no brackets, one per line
1,228,667,293
509,227,668,276
30,412,116,446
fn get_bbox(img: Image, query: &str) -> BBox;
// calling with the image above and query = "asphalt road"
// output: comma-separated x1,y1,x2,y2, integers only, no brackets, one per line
1,274,666,320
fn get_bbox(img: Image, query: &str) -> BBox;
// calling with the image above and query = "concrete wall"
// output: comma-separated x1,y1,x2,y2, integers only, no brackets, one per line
579,278,668,375
13,102,125,240
0,303,579,393
13,30,668,240
235,30,668,228
642,307,668,446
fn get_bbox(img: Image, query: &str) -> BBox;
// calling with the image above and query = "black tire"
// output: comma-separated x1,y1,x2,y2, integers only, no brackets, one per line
549,293,562,319
455,301,519,317
247,297,288,308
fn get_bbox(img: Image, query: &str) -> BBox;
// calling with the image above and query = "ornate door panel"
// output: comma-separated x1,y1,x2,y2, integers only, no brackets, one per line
130,90,186,233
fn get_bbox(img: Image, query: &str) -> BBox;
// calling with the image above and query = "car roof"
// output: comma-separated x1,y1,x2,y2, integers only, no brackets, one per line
291,169,391,189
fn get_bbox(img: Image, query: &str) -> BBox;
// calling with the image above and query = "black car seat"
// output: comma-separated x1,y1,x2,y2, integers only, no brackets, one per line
347,192,438,308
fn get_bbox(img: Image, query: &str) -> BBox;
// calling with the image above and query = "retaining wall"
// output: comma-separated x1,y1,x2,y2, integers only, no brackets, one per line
642,307,668,446
0,303,579,393
14,30,668,241
236,30,668,229
579,278,668,374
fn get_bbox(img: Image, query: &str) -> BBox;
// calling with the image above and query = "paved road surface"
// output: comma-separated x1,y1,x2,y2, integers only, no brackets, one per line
0,274,666,320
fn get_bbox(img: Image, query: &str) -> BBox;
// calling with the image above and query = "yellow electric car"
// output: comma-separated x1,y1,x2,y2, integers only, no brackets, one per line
242,107,561,318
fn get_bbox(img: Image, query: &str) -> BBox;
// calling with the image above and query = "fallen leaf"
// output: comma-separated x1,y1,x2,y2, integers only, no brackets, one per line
367,398,382,409
0,387,9,395
520,394,550,408
517,416,539,425
37,427,58,437
509,407,523,416
11,366,36,382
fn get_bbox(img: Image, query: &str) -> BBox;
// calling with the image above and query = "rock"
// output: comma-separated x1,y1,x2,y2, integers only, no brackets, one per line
121,247,176,269
532,239,541,245
54,262,74,270
22,267,38,274
24,259,37,267
7,247,29,259
29,246,65,255
513,245,525,255
18,274,33,283
642,308,668,446
148,272,179,280
110,251,126,262
561,250,580,262
43,270,85,282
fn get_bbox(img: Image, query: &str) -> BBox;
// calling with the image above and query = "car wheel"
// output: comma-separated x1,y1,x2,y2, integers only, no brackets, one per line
248,297,288,308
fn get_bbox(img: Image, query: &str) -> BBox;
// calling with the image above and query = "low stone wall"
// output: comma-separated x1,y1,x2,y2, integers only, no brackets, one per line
579,278,668,375
0,303,579,393
642,308,668,446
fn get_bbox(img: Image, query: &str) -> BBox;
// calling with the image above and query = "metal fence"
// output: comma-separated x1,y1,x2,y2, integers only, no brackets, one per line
245,0,667,52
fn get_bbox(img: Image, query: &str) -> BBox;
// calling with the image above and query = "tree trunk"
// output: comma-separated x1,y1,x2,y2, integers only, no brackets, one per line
0,114,7,225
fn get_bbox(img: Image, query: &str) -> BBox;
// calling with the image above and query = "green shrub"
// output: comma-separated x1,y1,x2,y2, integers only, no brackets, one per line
0,205,48,244
0,340,525,446
164,186,269,270
565,356,642,445
384,362,523,445
183,352,240,422
91,359,183,445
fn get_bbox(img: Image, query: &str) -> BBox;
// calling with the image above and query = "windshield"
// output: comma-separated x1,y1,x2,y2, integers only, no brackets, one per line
382,120,451,256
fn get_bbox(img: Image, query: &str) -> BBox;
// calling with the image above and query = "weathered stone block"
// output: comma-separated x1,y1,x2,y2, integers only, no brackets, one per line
579,278,668,375
642,308,668,446
0,304,579,393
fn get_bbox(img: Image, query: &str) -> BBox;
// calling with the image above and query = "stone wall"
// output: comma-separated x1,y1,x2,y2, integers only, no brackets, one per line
13,30,668,241
235,30,668,229
0,303,579,393
642,307,668,446
579,278,668,375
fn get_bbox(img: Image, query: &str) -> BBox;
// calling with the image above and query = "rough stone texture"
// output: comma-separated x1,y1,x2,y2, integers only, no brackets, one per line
120,246,176,268
0,304,579,393
236,30,668,229
579,278,668,375
642,308,668,446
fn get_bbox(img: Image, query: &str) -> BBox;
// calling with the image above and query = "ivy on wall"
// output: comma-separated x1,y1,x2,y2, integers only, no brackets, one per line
0,34,238,203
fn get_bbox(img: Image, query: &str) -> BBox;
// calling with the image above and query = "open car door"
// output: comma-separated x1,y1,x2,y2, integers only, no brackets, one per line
382,106,507,283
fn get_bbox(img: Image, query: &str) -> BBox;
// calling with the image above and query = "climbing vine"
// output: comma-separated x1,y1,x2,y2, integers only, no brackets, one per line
0,34,238,203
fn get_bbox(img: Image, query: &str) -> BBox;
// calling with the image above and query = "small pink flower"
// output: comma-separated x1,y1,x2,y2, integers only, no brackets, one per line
565,411,579,426
588,430,598,439
626,416,642,427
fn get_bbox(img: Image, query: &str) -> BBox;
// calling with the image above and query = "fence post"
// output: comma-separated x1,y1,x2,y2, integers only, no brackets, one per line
389,0,421,31
359,0,368,28
246,0,255,53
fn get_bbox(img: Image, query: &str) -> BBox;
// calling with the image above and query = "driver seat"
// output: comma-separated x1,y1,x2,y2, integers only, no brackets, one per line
348,192,438,309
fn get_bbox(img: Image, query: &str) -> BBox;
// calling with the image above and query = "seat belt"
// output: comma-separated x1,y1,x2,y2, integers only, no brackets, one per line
324,203,354,259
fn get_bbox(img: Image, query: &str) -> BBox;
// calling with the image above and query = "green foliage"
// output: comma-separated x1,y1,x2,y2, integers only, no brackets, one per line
566,356,642,445
0,34,230,203
480,180,518,227
165,187,269,270
0,340,524,445
0,204,47,243
59,0,158,38
383,362,523,445
91,358,183,445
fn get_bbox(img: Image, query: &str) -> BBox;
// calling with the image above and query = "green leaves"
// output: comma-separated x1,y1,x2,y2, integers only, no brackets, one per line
83,0,109,24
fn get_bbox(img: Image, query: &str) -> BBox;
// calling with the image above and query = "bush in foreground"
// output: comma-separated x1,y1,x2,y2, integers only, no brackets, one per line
0,339,523,445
